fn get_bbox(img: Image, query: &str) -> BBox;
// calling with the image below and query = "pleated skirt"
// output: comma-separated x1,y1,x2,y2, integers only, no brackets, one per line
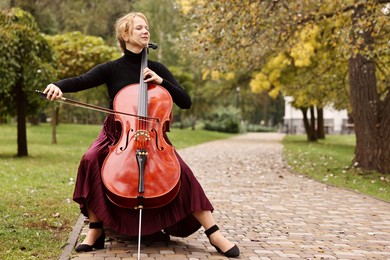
72,114,213,237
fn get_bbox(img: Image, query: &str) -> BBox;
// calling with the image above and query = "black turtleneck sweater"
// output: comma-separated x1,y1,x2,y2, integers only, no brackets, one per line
54,49,191,109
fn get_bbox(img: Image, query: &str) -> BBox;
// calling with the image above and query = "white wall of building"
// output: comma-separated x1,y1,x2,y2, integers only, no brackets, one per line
283,96,349,134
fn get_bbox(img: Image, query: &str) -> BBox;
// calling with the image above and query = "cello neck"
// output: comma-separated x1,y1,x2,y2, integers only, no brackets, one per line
138,48,148,117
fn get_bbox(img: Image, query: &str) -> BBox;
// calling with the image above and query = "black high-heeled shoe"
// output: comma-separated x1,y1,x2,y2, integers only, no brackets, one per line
205,224,240,257
75,222,106,252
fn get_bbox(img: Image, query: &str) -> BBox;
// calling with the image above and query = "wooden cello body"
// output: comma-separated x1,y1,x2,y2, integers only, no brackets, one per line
101,48,180,209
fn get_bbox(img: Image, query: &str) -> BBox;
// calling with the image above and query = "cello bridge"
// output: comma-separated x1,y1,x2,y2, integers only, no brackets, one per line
134,130,150,141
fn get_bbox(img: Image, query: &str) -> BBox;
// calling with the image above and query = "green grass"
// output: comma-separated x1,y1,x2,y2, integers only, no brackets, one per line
0,123,235,259
283,134,390,202
0,124,101,260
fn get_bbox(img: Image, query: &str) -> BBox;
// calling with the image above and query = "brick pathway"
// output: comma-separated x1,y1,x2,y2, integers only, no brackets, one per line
61,133,390,259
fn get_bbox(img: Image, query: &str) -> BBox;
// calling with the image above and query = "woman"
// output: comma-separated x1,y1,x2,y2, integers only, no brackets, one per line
43,12,239,257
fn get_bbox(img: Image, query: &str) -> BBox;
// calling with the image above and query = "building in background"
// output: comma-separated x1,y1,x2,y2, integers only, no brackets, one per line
283,96,353,134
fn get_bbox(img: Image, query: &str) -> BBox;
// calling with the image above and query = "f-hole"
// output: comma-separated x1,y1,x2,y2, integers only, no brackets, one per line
151,128,164,151
119,128,132,151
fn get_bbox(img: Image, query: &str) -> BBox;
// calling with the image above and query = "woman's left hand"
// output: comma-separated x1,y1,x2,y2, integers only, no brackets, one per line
143,67,163,85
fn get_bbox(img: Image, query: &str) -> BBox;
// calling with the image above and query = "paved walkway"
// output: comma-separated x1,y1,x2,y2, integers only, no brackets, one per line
61,133,390,259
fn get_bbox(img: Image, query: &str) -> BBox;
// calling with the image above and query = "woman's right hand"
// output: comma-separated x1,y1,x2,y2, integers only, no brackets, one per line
43,84,63,101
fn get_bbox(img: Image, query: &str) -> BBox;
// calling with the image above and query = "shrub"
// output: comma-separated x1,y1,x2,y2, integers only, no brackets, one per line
246,124,277,132
204,106,241,133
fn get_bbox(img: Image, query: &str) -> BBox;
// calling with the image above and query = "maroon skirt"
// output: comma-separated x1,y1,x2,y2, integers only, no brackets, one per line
73,115,213,237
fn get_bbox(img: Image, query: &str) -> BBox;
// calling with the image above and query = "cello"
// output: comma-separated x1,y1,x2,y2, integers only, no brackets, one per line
100,45,181,260
100,46,181,210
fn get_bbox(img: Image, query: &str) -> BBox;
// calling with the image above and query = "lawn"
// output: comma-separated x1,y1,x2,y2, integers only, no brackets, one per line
283,134,389,202
0,123,234,259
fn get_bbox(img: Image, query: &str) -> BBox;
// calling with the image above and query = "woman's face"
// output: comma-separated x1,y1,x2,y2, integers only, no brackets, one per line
125,16,150,52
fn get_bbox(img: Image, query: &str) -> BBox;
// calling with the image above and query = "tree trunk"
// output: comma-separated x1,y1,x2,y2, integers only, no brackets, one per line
191,115,196,130
300,107,309,138
300,107,317,142
348,2,390,174
317,107,325,139
16,82,28,156
309,106,318,141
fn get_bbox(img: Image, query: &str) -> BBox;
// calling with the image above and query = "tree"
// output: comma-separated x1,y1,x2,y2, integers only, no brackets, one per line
181,0,390,173
348,1,390,173
45,31,120,128
0,8,56,156
250,24,350,141
2,0,134,40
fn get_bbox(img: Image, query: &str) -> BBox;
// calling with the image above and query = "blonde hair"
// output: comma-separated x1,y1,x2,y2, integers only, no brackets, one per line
114,12,149,52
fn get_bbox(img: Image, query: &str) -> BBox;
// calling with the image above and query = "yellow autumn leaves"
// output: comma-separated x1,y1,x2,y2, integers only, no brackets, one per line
250,24,321,98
